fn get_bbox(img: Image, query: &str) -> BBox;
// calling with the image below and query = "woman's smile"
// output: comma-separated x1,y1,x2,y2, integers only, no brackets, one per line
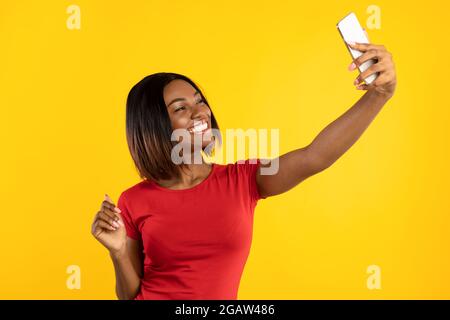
188,119,210,135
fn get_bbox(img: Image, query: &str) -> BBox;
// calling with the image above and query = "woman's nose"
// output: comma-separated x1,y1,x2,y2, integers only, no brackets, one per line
191,104,208,119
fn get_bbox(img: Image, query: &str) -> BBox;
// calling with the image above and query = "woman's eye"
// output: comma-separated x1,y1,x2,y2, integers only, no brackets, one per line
174,100,204,112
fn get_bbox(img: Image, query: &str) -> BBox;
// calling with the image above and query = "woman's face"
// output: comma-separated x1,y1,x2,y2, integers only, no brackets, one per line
163,79,213,148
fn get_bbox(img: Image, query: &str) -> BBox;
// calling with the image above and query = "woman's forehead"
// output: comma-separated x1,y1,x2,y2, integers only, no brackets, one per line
164,80,199,106
164,80,196,97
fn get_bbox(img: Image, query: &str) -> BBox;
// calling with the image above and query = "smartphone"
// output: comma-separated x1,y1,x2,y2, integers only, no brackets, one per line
337,12,378,84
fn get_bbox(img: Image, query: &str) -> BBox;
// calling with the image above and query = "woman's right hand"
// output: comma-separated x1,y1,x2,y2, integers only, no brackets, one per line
91,194,127,256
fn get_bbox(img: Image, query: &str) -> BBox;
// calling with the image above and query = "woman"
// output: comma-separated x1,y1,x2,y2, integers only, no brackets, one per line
91,41,396,300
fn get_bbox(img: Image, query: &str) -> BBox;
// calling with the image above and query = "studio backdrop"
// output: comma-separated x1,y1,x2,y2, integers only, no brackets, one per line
0,0,448,299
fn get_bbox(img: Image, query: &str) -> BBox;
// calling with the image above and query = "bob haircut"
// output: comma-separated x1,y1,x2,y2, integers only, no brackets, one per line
126,72,220,182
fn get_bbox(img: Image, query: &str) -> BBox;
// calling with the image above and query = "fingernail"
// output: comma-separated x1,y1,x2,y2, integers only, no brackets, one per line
348,62,356,71
113,221,119,228
114,207,121,213
354,78,360,85
347,41,356,46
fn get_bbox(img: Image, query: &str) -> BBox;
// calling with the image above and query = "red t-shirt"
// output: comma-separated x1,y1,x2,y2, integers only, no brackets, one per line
116,159,266,300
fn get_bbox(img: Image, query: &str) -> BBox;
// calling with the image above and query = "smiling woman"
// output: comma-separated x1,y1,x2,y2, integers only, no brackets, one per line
125,73,221,182
92,38,397,298
91,72,269,300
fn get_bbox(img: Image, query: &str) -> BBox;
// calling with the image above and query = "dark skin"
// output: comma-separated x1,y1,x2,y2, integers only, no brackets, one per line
257,41,396,197
156,41,396,194
156,79,215,189
91,194,143,300
90,80,217,299
91,41,396,299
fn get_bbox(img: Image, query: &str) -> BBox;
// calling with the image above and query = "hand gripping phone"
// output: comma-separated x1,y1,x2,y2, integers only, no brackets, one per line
337,12,378,84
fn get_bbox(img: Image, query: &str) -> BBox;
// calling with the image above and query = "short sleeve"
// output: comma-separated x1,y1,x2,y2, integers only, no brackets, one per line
117,191,140,240
238,158,267,202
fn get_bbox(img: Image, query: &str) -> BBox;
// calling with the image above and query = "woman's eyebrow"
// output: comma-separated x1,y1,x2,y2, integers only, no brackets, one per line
167,91,200,107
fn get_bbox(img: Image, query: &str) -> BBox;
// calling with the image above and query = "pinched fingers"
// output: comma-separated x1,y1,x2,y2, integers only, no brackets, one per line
101,201,121,221
101,195,122,220
94,217,118,232
96,210,122,230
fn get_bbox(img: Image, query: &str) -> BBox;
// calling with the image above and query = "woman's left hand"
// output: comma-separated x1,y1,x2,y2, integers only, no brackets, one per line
347,42,397,99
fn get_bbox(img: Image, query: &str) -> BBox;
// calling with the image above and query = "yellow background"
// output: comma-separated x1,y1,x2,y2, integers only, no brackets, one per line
1,0,449,299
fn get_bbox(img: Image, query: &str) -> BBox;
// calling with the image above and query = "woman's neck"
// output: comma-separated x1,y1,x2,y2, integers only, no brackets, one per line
155,160,213,190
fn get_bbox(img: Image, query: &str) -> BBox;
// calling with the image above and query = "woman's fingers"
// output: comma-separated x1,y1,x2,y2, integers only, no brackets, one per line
91,219,113,238
101,204,120,222
91,194,126,240
354,63,384,85
96,219,118,232
346,42,370,52
347,43,389,87
101,194,122,220
97,211,121,229
347,42,396,96
355,84,369,90
347,41,385,52
356,72,392,91
371,72,394,88
104,194,114,204
101,199,120,215
349,49,379,70
105,195,122,215
349,44,392,86
348,45,390,70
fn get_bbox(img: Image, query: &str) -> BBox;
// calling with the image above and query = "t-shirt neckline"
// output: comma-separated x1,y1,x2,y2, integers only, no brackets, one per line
146,163,216,193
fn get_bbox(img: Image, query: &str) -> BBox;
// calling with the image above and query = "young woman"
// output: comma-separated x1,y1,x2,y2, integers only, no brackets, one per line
91,41,396,300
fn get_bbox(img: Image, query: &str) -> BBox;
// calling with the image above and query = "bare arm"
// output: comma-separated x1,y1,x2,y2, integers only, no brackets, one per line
307,89,390,169
110,237,144,300
257,42,396,198
257,146,324,198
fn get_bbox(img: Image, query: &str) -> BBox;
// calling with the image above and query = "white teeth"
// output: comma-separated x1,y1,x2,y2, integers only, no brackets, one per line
190,122,207,133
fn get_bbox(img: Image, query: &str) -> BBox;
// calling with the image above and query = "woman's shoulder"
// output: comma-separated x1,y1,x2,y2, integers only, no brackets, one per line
214,158,262,179
118,179,152,202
